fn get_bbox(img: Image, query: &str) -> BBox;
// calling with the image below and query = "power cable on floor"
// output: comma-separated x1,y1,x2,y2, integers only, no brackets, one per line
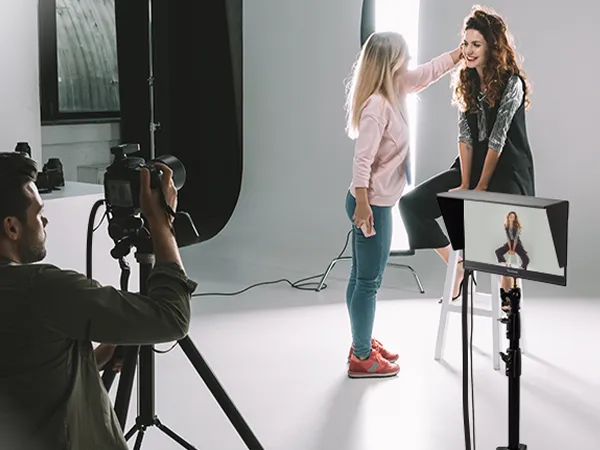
191,230,352,298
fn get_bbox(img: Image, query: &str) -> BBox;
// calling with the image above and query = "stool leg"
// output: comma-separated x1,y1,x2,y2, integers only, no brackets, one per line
435,250,460,362
491,275,501,371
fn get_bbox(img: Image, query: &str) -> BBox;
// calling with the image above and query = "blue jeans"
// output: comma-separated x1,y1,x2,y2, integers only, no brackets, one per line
345,191,393,358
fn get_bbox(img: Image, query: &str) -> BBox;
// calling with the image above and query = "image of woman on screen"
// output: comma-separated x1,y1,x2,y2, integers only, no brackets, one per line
495,211,530,270
398,6,535,301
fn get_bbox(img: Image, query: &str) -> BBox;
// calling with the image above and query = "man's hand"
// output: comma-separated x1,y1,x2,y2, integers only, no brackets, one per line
94,344,123,372
473,184,488,191
140,162,178,227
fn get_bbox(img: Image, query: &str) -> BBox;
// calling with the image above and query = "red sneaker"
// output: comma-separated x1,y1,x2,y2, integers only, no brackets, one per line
348,338,399,363
348,349,400,379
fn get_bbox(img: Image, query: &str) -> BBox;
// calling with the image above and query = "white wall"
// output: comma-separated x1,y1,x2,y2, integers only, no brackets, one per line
188,0,599,298
41,123,119,182
0,0,42,163
415,0,600,296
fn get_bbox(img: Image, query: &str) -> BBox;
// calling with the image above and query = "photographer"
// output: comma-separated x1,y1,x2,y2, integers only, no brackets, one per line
0,151,196,450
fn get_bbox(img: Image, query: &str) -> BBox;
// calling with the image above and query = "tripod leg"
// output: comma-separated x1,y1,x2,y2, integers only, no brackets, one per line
102,366,118,392
133,427,146,450
124,422,140,441
113,346,140,430
178,336,265,450
155,418,198,450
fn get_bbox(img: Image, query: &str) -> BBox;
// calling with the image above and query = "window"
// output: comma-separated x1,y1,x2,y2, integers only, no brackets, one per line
374,0,421,252
38,0,120,124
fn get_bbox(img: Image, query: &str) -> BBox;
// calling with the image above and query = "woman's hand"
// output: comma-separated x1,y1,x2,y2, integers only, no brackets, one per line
450,46,464,64
353,203,374,235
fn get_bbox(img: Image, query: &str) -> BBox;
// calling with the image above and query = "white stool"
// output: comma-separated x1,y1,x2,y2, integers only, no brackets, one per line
434,250,527,371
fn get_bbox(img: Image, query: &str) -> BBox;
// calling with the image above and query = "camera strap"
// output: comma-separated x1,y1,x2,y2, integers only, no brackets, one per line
157,186,178,236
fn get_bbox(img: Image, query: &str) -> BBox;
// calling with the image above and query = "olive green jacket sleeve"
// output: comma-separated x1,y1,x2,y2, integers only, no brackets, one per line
29,262,197,345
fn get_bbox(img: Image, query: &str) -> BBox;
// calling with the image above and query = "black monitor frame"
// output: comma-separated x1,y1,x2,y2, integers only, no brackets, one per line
437,190,569,286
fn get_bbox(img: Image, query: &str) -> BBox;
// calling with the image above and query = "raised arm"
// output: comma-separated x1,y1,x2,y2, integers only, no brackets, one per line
400,47,461,94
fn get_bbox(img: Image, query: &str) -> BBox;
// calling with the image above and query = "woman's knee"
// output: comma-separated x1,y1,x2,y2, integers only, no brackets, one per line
353,277,379,296
399,191,417,214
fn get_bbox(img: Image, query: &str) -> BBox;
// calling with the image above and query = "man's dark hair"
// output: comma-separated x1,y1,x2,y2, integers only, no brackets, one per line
0,152,39,234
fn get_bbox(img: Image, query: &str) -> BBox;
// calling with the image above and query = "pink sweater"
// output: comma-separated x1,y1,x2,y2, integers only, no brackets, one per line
349,52,455,206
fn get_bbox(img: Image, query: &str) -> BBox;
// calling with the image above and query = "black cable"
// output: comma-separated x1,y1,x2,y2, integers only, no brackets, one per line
191,229,352,298
86,199,107,280
462,270,472,450
470,274,476,450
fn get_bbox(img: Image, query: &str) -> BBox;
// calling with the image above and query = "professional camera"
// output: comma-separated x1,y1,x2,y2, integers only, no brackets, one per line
14,142,65,193
37,158,65,192
103,143,199,249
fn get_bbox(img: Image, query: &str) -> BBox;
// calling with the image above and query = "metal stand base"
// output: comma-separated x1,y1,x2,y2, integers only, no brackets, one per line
316,255,424,293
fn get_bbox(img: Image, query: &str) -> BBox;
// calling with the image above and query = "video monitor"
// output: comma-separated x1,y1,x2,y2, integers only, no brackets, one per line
437,191,569,286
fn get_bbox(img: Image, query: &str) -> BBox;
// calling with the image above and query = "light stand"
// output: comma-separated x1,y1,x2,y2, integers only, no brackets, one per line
498,279,526,450
101,230,265,450
147,0,158,160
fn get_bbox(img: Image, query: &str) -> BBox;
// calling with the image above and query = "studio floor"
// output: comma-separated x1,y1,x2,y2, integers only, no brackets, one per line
110,256,600,450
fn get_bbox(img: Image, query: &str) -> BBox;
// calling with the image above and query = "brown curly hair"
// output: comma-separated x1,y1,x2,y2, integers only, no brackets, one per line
505,211,522,231
451,5,531,113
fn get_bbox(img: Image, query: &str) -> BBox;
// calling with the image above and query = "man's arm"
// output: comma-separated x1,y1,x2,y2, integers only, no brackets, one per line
30,258,196,345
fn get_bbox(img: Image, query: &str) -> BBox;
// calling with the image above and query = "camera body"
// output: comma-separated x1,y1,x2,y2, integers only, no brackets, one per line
104,144,185,216
38,158,65,192
103,143,199,248
104,144,158,215
14,142,64,193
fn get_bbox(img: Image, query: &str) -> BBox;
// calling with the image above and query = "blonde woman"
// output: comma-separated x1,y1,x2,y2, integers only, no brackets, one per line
344,32,461,378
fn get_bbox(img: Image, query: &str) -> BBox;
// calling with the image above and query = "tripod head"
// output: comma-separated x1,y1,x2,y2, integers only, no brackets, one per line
500,278,522,316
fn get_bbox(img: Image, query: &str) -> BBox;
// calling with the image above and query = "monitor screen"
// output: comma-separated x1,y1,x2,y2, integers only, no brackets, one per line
463,200,566,285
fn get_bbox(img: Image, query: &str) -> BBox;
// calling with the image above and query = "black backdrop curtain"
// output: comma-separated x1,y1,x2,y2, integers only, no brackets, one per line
115,0,242,242
361,0,375,46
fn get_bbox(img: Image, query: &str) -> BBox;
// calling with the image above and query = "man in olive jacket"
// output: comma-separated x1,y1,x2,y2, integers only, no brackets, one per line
0,152,197,450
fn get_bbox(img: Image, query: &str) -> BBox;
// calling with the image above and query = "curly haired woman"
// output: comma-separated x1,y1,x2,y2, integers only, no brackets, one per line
495,211,530,270
399,5,535,299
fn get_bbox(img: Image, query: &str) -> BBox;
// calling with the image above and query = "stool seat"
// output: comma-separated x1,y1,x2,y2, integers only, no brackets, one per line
434,250,527,371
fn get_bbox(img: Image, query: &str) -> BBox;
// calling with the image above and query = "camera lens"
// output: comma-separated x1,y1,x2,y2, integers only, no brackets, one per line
151,155,186,190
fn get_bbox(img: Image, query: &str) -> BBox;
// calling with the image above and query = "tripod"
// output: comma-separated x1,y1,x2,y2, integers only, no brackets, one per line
101,234,264,450
497,279,527,450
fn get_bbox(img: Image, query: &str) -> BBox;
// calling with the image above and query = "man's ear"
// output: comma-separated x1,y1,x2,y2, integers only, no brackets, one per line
2,216,21,241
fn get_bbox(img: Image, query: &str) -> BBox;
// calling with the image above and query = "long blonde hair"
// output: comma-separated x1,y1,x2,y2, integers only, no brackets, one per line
345,31,409,139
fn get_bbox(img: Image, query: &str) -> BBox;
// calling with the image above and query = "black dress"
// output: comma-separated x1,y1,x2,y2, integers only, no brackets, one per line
399,74,535,249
